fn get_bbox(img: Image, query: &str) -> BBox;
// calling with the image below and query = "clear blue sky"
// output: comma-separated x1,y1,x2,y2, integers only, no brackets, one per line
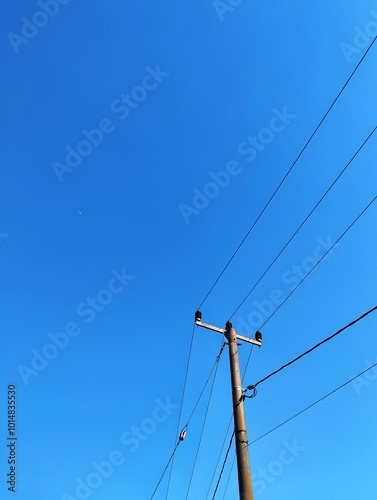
1,1,377,499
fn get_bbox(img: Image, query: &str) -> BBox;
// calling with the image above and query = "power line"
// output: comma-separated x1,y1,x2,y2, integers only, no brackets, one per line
211,431,235,500
244,305,377,395
150,440,181,500
205,414,234,500
221,455,236,500
166,322,196,497
258,195,377,330
237,195,377,393
150,343,226,500
228,126,377,320
220,358,377,497
185,343,226,427
196,123,376,500
196,36,376,312
248,360,377,447
185,346,223,499
205,339,239,499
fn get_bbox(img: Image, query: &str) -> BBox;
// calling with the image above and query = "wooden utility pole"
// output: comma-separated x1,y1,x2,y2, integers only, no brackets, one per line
225,320,253,500
195,312,262,500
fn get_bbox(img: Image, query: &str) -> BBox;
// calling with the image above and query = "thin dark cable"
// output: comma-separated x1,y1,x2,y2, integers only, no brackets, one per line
185,352,222,499
166,322,196,497
196,36,376,312
238,195,376,391
241,345,254,383
152,343,226,500
259,195,377,330
229,126,377,320
248,361,377,447
221,454,236,500
211,431,235,500
185,343,226,427
150,440,181,500
206,295,375,497
206,414,234,499
221,357,377,497
244,305,377,394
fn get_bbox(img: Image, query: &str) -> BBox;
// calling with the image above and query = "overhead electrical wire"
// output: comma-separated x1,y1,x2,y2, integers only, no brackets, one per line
173,323,197,442
194,166,377,500
185,351,223,499
247,360,377,447
218,342,377,497
221,455,236,500
179,34,376,500
150,440,181,500
243,305,377,396
165,322,196,497
228,126,377,321
184,343,225,428
150,343,226,500
257,195,377,330
239,194,377,383
193,255,377,498
196,36,376,313
220,308,376,493
211,431,235,500
205,414,234,500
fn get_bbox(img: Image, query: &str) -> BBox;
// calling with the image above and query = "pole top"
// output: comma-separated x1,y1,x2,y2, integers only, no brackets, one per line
194,312,262,347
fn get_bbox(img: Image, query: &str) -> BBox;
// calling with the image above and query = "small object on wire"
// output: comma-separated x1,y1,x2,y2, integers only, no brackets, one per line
179,429,187,441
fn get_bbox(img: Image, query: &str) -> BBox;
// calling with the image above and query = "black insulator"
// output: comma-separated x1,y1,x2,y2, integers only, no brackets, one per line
255,331,262,343
179,429,187,441
226,321,232,331
195,310,202,322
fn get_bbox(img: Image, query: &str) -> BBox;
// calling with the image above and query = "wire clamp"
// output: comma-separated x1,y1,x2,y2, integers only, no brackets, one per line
244,385,257,398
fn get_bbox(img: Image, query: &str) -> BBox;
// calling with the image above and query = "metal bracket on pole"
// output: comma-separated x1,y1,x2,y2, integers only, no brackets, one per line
195,311,262,347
